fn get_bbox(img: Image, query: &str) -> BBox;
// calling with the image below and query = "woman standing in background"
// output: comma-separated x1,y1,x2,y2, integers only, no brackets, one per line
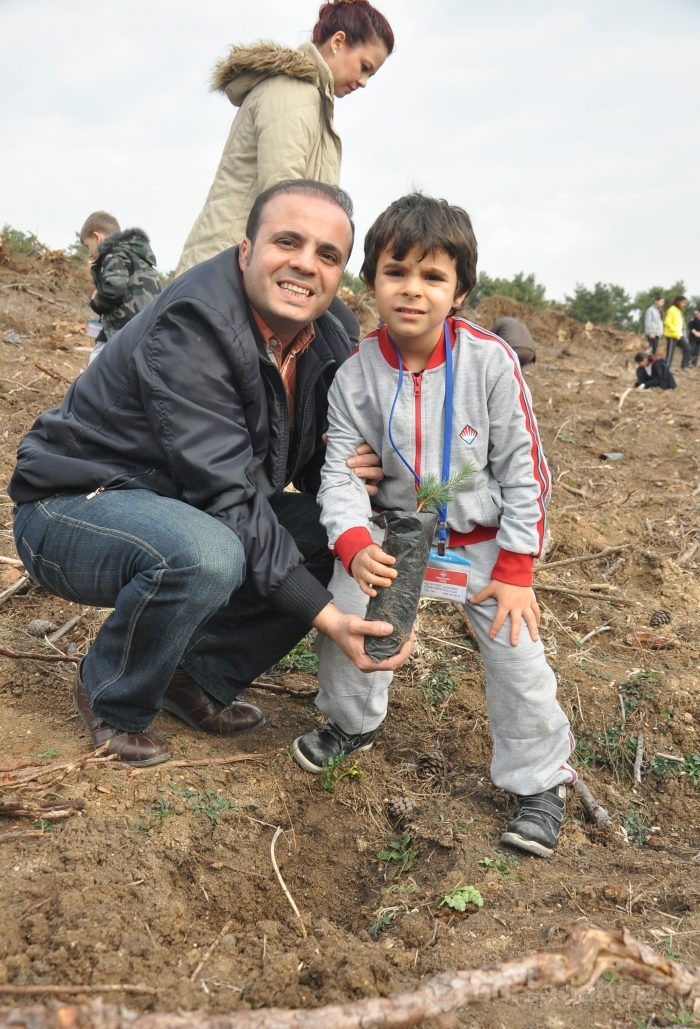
176,0,394,340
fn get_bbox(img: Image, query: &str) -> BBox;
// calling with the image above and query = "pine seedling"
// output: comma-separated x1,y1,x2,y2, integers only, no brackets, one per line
416,461,475,513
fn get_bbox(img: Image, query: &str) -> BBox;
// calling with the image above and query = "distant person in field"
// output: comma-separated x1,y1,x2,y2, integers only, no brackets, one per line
688,306,700,367
634,350,676,390
643,294,665,355
489,315,537,367
662,294,689,370
80,211,162,363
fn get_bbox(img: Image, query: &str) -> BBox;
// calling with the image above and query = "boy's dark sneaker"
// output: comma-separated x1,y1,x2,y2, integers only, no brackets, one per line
500,784,566,859
291,722,379,774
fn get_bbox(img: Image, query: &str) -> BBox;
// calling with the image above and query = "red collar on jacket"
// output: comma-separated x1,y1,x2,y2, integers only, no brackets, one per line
375,319,458,370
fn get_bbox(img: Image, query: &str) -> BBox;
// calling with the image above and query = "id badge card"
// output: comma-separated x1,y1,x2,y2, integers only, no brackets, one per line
420,548,471,603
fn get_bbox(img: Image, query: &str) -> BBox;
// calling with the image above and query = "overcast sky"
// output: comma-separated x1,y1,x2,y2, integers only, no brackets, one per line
1,0,697,301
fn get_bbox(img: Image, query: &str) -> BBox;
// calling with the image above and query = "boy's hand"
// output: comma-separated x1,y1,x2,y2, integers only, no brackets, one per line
468,580,541,647
346,442,384,496
312,602,413,671
350,544,397,597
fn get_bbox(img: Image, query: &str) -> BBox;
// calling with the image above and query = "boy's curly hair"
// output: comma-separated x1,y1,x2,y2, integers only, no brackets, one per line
360,193,477,300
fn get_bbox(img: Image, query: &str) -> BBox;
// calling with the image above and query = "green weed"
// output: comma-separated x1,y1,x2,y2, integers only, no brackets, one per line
32,819,54,832
368,909,398,939
186,787,233,824
575,724,636,775
647,752,700,786
417,670,458,709
377,834,418,877
454,818,474,835
386,882,418,896
479,855,512,877
635,1001,699,1026
438,885,484,912
320,756,364,792
148,798,172,822
683,753,700,785
32,748,60,761
271,634,319,674
622,809,649,847
661,935,683,960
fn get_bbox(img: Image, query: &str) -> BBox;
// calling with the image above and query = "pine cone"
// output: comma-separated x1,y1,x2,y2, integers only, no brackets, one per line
27,619,58,637
649,609,672,628
415,749,447,779
386,796,419,823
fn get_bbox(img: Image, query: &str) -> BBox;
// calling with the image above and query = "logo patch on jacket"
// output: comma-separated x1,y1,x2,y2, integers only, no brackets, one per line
459,424,478,445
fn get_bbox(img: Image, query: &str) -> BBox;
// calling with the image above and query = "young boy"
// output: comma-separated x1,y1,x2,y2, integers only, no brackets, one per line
291,193,576,858
79,211,162,362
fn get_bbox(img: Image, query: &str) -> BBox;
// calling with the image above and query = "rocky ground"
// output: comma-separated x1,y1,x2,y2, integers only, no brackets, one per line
0,248,698,1028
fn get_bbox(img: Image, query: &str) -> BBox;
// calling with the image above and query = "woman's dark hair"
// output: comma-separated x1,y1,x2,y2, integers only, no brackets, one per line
361,193,478,300
312,0,394,55
672,294,687,306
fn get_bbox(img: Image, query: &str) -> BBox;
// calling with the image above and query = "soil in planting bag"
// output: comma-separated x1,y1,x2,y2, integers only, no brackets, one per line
364,509,438,662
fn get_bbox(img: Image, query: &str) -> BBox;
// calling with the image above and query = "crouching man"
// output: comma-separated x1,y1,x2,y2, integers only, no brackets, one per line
9,180,411,766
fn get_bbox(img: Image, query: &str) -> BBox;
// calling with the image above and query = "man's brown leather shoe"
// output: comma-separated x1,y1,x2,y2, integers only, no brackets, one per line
163,669,265,735
73,669,171,767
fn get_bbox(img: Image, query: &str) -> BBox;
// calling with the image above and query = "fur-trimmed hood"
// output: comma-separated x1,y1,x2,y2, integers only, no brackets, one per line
212,41,331,107
98,228,157,267
175,40,340,274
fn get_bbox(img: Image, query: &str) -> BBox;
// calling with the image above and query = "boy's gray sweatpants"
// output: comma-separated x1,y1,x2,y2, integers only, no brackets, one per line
314,536,576,796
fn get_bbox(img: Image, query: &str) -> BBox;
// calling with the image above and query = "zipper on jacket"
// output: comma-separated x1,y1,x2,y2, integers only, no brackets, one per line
260,355,291,489
412,372,423,486
86,468,156,500
288,352,335,484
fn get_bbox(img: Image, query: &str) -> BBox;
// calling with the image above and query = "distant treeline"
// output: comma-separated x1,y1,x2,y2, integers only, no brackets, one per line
343,268,699,334
1,224,695,333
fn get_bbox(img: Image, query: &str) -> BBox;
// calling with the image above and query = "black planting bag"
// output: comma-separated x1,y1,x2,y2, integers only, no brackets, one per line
364,509,438,662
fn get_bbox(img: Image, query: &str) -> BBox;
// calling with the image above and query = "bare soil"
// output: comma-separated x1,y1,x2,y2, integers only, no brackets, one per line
1,252,699,1028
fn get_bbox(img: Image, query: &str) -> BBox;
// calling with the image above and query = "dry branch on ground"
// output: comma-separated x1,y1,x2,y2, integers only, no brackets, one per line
0,923,697,1027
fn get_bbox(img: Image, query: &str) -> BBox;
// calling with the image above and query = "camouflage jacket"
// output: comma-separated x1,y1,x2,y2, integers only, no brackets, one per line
89,228,162,338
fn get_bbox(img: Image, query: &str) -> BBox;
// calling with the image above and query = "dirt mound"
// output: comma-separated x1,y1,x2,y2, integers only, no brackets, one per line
0,245,91,344
1,255,699,1027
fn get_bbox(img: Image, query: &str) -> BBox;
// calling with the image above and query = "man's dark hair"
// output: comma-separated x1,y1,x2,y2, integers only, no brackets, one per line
360,193,478,300
634,351,649,363
672,294,687,306
245,180,355,253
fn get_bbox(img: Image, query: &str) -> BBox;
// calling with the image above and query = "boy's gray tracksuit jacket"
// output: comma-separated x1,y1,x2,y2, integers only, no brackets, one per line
318,317,551,588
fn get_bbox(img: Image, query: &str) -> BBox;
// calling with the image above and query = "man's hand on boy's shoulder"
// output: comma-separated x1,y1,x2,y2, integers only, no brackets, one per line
469,580,541,647
321,436,384,497
346,442,384,496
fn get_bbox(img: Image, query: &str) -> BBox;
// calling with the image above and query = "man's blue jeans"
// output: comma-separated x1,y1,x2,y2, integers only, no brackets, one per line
13,490,332,732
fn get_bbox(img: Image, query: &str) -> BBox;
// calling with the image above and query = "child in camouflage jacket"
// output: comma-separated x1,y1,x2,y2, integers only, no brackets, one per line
80,211,162,362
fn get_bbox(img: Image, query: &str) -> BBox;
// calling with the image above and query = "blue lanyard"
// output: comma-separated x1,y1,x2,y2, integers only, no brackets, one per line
387,320,453,555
